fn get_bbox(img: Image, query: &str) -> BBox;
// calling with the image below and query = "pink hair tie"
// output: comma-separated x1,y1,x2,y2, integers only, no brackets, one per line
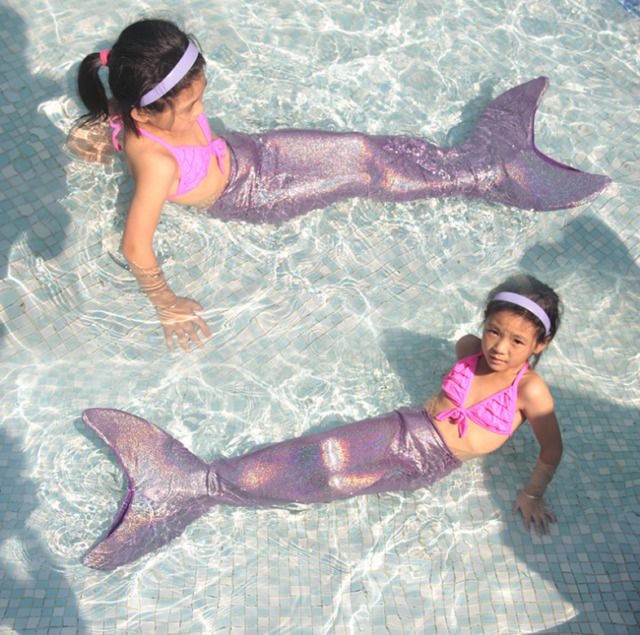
99,50,111,67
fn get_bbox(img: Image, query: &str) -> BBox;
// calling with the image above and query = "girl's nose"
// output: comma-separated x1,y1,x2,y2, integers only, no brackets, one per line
493,337,507,352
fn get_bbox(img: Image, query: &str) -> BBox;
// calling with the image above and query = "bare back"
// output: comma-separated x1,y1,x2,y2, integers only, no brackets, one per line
68,114,230,208
123,119,230,207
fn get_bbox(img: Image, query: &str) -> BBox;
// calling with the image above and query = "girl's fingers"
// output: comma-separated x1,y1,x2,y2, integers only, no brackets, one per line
163,315,211,351
194,317,212,340
183,322,204,350
164,327,175,351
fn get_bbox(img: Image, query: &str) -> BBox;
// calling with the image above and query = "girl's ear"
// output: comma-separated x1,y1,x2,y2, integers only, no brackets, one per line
130,108,150,124
533,335,552,355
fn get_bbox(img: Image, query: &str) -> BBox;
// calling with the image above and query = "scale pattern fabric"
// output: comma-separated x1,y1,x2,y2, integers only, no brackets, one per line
81,407,461,571
207,77,610,223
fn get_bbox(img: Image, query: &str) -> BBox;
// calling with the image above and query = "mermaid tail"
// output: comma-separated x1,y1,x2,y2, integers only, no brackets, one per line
460,76,611,210
81,407,460,570
81,409,212,571
208,77,609,223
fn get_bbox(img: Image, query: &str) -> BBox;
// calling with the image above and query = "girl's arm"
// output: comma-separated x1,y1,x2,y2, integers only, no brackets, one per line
513,375,563,535
122,152,211,351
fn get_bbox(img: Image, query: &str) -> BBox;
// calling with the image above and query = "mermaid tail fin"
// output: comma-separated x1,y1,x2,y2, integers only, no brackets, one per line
80,407,461,569
464,77,611,210
81,409,212,571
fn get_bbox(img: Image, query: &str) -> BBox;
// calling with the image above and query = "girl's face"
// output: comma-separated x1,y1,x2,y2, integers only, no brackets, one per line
481,309,549,372
135,72,207,134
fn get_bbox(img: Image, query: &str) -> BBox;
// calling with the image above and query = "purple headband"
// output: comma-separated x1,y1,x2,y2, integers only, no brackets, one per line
139,41,199,107
492,291,551,336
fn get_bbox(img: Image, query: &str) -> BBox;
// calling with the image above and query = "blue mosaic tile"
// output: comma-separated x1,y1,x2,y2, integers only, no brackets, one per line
0,0,639,633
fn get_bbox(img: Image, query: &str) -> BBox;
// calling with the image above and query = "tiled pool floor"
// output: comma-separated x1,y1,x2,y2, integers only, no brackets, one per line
1,0,639,633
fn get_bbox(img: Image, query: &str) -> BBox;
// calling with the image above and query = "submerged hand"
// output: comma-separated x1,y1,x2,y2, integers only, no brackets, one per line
513,491,556,535
66,120,115,165
157,298,212,351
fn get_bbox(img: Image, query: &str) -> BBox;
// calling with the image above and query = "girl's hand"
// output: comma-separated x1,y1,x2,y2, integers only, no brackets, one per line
157,298,212,351
67,120,115,165
512,491,556,535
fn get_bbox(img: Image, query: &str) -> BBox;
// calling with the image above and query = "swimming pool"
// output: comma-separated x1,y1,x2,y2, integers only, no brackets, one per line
1,0,638,632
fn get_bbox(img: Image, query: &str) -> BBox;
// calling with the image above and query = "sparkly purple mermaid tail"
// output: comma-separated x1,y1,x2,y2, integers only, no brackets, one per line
81,407,460,570
208,77,610,223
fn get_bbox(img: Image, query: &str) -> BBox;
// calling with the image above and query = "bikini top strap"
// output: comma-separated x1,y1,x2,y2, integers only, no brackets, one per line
515,360,530,384
197,113,227,174
136,126,176,152
197,112,212,142
110,116,124,152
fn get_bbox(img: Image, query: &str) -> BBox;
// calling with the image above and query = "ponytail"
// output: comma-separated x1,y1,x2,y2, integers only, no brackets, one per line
77,52,111,124
75,19,206,135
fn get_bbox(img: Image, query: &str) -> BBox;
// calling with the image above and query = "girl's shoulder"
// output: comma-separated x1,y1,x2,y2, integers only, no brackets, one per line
518,367,554,413
125,132,179,184
455,334,481,359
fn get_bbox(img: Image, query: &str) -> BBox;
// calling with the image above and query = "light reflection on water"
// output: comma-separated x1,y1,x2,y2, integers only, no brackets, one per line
1,0,638,632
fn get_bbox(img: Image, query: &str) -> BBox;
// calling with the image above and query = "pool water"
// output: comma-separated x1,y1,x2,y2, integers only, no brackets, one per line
1,0,639,632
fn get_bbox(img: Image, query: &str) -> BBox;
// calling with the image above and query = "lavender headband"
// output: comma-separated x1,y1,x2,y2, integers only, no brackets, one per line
492,292,551,336
139,41,199,107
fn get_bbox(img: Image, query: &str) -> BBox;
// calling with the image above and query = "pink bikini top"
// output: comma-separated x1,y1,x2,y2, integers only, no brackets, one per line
435,352,528,438
110,113,228,199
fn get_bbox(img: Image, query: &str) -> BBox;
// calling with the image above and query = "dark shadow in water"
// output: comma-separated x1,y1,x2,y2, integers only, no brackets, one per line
381,329,456,407
0,427,90,634
0,5,72,349
445,78,499,146
381,327,639,632
617,0,640,17
519,210,640,290
482,389,639,633
515,210,639,631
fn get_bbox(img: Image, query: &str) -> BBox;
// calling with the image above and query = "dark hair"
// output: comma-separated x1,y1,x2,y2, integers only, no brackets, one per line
483,273,562,366
76,19,205,135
